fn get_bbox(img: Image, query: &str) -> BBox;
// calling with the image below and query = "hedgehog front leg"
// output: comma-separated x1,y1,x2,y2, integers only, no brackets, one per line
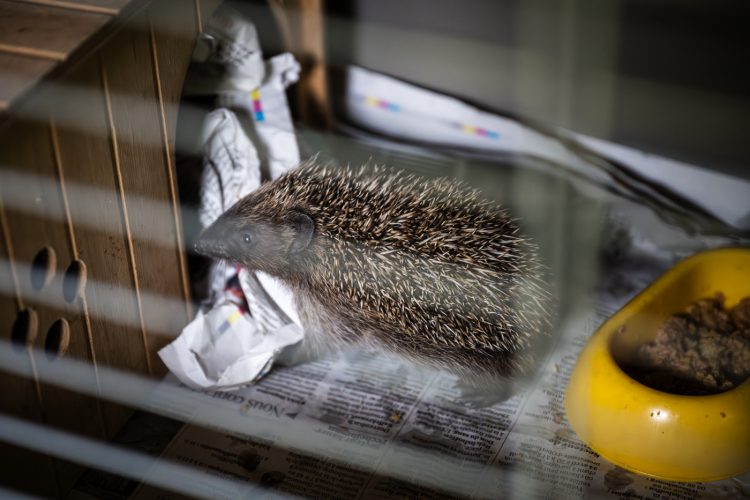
276,291,363,366
275,334,325,366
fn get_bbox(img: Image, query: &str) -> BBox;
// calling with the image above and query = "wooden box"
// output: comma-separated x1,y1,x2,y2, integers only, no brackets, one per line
0,0,220,495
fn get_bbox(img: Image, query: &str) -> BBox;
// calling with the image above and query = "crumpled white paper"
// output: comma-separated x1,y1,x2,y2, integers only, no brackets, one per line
159,10,304,390
160,303,303,390
183,4,266,95
218,52,302,181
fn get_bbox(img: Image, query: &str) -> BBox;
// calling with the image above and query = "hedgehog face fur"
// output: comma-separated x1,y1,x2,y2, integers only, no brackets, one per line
195,162,553,390
195,196,314,279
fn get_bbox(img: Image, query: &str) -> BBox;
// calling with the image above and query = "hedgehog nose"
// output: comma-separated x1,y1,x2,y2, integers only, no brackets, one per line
194,225,228,259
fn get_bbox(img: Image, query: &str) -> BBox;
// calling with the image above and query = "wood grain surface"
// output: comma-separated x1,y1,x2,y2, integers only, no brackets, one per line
49,57,149,440
14,0,130,15
147,0,202,352
0,52,55,110
0,0,112,59
0,189,61,497
0,0,224,493
0,113,109,493
100,12,192,374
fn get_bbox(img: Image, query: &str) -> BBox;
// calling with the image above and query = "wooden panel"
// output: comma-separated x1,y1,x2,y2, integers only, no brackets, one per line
0,191,60,498
0,0,207,494
14,0,130,15
0,114,107,492
100,14,191,373
0,52,55,110
148,0,199,153
0,117,105,438
51,56,148,435
147,0,205,365
0,0,112,60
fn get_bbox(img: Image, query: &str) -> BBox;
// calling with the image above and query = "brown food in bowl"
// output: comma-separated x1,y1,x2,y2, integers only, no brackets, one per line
626,294,750,395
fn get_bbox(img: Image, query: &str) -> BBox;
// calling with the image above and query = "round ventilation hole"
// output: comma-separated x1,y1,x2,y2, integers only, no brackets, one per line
45,318,70,359
11,308,38,348
63,260,87,303
30,246,56,291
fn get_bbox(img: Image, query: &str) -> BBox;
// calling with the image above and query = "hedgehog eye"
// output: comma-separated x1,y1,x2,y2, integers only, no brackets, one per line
242,233,253,245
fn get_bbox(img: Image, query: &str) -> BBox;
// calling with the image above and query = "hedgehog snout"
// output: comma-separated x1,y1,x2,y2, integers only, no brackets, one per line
194,223,233,260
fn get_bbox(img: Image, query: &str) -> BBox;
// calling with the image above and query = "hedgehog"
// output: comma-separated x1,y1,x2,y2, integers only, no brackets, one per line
195,162,553,401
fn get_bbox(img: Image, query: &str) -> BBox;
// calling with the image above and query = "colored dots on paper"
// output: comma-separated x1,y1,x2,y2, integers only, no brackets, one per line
251,89,264,122
365,95,401,112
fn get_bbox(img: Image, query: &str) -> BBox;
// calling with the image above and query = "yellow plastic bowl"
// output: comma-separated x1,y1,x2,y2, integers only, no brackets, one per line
565,247,750,482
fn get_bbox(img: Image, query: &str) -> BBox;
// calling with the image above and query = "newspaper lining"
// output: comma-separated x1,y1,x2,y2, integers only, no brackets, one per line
133,290,748,499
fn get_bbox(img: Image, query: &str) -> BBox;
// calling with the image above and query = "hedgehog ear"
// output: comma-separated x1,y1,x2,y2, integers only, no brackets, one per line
286,210,314,254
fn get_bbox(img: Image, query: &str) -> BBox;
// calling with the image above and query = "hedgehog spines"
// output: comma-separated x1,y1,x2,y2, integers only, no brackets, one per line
214,161,552,381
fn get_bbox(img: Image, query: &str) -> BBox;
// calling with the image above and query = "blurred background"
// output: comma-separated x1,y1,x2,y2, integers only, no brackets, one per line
0,0,748,498
239,0,750,178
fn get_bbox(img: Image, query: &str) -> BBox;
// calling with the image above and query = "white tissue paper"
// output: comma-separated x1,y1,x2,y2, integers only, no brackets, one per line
159,11,305,390
183,4,266,95
343,65,750,230
162,303,303,390
217,52,301,180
